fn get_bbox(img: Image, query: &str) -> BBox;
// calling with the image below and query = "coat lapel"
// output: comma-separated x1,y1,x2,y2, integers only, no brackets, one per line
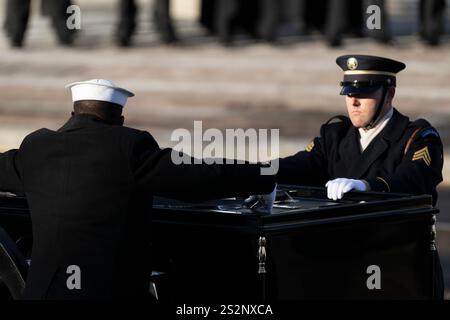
350,133,389,178
341,108,410,179
339,125,362,177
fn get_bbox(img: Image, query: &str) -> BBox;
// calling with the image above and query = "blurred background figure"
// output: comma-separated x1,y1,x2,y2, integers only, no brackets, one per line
153,0,178,43
257,0,306,43
3,0,76,47
199,0,216,34
205,0,445,47
364,0,392,43
116,0,137,46
324,0,391,47
213,0,260,45
116,0,178,47
3,0,448,48
205,0,395,47
419,0,447,45
323,0,352,47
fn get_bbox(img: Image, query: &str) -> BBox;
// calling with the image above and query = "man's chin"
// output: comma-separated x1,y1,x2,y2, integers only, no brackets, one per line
350,120,369,128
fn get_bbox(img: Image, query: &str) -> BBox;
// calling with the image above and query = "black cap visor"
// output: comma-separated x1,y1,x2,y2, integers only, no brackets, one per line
340,85,382,96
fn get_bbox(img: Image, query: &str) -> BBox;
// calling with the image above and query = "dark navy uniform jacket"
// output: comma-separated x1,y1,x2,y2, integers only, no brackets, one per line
278,108,443,205
277,108,444,299
0,114,275,299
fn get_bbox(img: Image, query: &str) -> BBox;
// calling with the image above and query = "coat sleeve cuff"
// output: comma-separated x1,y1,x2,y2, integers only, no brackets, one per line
361,179,371,191
366,177,391,192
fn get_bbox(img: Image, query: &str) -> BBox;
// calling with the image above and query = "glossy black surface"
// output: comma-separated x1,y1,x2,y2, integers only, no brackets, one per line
0,186,438,300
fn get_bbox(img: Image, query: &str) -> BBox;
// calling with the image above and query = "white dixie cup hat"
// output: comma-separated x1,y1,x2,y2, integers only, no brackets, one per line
65,79,135,107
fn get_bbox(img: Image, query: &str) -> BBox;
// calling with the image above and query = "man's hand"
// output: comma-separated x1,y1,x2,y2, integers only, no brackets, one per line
243,184,277,214
325,178,369,200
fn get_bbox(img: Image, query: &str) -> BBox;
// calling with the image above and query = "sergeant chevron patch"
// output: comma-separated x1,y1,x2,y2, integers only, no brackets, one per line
412,146,431,166
305,141,314,152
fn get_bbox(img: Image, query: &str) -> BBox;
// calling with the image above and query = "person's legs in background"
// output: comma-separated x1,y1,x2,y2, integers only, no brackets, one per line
46,0,77,46
419,0,446,46
257,0,280,42
4,0,31,47
215,0,239,45
152,0,178,44
116,0,137,47
324,0,348,47
283,0,307,37
365,0,392,44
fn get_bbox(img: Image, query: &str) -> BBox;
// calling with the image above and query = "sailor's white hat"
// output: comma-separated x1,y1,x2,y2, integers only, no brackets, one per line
65,79,135,107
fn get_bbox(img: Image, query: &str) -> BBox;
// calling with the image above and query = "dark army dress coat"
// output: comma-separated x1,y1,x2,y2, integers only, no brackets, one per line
277,108,443,205
0,114,275,299
277,108,444,299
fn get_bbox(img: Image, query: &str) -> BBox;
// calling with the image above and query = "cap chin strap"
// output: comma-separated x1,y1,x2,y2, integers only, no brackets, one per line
363,86,387,130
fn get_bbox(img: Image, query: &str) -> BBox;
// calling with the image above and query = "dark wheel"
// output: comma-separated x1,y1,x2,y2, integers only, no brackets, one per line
0,227,28,300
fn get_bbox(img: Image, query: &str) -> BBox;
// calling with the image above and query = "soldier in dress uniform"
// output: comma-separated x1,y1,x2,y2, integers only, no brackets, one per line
0,79,275,299
276,54,444,298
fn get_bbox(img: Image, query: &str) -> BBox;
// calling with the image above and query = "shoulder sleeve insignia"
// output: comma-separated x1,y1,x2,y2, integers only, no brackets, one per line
420,128,440,138
412,146,431,166
305,140,315,152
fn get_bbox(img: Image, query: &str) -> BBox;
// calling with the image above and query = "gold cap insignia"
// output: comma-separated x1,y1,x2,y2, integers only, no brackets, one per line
412,146,431,166
347,57,358,70
305,140,315,152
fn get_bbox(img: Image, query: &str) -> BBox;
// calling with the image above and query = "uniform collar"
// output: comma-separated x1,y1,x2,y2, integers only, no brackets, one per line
377,108,409,142
345,108,409,141
339,108,410,179
359,108,393,137
58,113,109,132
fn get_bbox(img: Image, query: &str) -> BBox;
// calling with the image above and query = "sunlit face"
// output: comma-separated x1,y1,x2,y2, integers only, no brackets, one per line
345,88,384,128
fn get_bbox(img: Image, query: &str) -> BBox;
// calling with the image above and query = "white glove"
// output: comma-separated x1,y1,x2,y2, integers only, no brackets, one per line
325,178,368,201
244,184,277,214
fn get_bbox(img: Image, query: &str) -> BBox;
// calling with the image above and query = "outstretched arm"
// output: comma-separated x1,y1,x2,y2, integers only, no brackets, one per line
0,149,24,193
277,135,330,187
131,132,276,202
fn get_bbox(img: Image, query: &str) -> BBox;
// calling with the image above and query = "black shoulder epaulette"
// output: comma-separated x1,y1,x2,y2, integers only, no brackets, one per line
410,119,440,139
410,118,431,129
404,119,441,154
